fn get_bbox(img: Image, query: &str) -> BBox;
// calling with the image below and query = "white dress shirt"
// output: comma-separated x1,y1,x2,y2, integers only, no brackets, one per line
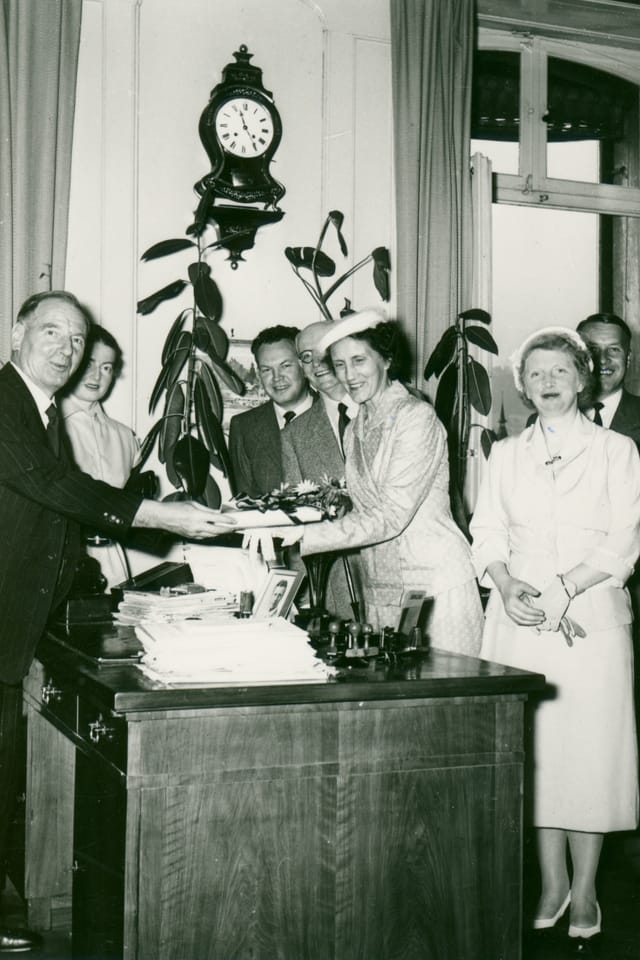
587,388,622,428
320,393,360,443
10,361,54,427
274,392,313,430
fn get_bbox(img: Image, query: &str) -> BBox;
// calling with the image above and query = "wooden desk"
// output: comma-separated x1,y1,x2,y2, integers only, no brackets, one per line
23,624,544,960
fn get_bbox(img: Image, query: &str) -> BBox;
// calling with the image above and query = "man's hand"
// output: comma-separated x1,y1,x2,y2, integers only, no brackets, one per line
133,500,237,540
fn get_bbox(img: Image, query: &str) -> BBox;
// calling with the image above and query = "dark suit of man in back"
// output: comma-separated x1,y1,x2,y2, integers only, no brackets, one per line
576,313,640,448
281,321,362,619
228,326,311,498
0,292,230,952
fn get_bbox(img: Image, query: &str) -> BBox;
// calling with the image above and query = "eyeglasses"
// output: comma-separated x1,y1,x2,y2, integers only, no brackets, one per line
298,350,314,365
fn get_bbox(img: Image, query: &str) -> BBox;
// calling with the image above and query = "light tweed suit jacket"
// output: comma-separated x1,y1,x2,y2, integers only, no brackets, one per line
281,397,362,620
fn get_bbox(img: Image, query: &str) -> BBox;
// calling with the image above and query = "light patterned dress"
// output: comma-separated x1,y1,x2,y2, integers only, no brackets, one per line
301,382,483,654
471,415,640,832
62,396,139,588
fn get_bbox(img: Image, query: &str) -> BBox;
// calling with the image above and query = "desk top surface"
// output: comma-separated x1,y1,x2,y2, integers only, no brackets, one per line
38,622,545,714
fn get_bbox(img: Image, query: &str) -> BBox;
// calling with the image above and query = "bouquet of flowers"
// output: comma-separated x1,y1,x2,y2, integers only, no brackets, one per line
227,477,352,529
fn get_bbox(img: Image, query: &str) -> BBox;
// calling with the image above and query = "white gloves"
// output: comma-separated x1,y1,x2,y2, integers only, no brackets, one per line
241,525,304,563
533,576,571,631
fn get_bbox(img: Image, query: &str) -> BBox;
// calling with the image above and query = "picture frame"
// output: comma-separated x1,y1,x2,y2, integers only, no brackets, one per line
396,589,433,637
252,568,303,620
220,338,266,431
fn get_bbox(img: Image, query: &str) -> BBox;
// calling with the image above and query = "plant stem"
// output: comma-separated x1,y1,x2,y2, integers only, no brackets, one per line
323,252,372,302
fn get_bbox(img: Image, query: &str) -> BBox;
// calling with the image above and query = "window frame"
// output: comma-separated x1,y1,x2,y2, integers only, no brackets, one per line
479,28,640,216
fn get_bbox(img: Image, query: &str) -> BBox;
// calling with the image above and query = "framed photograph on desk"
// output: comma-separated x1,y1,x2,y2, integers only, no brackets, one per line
253,568,302,620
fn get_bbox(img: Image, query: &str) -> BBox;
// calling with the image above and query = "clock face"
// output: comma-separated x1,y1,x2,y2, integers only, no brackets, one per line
214,97,275,158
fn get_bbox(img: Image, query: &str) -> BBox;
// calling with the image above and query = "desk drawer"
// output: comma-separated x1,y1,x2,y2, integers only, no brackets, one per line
77,699,127,772
37,665,77,731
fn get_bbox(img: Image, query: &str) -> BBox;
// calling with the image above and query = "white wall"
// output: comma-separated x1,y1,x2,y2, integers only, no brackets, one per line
65,0,393,436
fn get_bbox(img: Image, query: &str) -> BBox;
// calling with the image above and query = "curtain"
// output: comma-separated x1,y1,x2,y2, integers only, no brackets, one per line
390,0,475,388
0,0,82,359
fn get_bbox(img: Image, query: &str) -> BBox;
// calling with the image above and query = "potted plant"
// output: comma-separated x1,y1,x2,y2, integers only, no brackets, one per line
133,219,245,507
284,209,391,320
423,307,498,507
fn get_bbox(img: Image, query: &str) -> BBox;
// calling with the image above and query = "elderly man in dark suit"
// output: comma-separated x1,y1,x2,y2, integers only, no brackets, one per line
576,313,640,447
228,325,312,497
0,291,230,952
281,321,361,619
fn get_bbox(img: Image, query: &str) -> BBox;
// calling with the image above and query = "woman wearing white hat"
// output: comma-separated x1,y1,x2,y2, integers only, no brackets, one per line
471,326,640,942
266,307,484,656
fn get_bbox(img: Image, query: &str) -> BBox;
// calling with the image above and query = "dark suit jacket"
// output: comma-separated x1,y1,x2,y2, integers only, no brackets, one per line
228,401,283,498
610,389,640,448
0,363,142,682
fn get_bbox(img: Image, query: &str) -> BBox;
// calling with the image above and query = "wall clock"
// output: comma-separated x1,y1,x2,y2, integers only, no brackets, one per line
194,45,285,266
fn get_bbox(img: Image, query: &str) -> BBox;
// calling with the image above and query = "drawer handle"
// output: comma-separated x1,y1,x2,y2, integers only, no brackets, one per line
88,714,115,745
41,680,63,705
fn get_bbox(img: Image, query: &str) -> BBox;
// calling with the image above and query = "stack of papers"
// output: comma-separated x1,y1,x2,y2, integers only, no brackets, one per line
136,618,336,685
115,586,238,625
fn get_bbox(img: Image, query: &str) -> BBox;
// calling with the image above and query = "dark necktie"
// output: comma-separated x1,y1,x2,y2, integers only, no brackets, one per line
592,402,604,426
45,403,60,457
338,402,350,455
282,410,296,429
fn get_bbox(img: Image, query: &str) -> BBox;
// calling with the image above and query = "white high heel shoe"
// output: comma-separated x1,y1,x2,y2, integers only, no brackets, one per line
533,890,571,930
568,902,601,939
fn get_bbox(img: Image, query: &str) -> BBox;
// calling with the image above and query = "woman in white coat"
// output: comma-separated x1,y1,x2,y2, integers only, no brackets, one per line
271,309,483,655
61,325,140,588
471,327,640,943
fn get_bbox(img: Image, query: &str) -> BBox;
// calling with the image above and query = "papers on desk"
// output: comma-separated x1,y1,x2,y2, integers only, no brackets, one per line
135,618,336,685
114,586,238,625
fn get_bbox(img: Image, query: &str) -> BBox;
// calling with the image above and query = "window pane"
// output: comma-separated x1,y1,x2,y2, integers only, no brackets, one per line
546,58,639,187
489,205,598,436
471,138,519,175
547,140,599,183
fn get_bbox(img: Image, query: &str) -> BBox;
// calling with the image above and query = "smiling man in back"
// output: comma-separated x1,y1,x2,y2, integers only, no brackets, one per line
228,325,312,498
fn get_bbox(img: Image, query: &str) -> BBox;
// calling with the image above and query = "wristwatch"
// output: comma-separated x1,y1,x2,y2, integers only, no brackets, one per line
559,574,578,599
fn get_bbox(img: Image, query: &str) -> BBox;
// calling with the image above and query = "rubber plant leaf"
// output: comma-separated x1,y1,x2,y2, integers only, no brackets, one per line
424,326,457,380
195,316,228,361
465,325,499,355
137,279,187,315
172,434,210,498
203,473,222,510
197,358,224,422
371,247,391,301
459,307,491,325
149,330,191,414
141,238,196,262
158,381,185,465
162,490,190,502
204,352,246,395
284,246,336,277
188,261,223,322
328,210,348,257
434,362,458,428
467,357,492,415
161,309,189,364
194,378,229,476
135,418,163,470
480,427,497,459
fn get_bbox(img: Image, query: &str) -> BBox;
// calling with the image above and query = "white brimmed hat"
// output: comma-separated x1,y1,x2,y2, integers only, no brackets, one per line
317,307,387,353
510,326,594,391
